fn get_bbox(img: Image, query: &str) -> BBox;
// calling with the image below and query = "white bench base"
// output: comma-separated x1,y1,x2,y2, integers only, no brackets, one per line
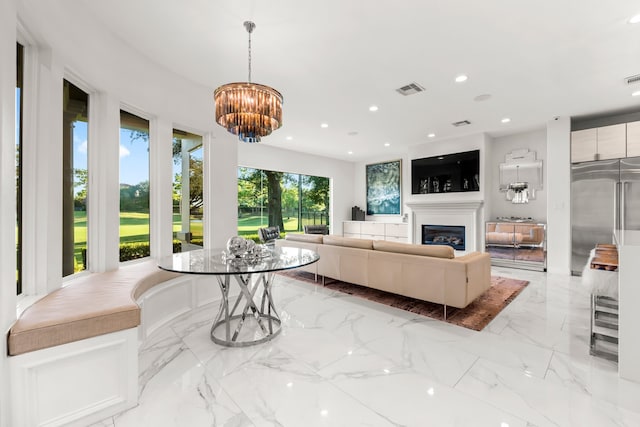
9,273,232,426
10,328,138,427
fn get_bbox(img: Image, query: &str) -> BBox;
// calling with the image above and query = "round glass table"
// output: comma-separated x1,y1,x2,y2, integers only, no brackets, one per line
158,246,319,347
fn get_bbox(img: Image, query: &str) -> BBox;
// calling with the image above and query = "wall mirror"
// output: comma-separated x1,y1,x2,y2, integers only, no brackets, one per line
499,149,543,203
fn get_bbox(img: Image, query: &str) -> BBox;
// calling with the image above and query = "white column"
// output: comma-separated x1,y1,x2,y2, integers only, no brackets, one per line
546,117,571,275
203,133,238,249
20,47,64,294
0,2,17,426
149,118,174,259
88,92,120,271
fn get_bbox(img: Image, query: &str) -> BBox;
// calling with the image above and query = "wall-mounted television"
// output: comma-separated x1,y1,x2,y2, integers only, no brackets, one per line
411,149,480,194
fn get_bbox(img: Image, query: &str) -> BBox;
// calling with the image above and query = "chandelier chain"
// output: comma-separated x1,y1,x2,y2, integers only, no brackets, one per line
247,27,252,83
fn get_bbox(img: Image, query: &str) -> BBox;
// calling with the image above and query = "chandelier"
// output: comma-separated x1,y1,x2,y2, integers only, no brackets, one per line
214,21,283,143
506,165,530,204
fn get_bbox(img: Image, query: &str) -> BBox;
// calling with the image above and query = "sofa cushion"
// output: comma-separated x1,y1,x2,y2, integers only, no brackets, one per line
323,235,374,250
373,241,454,259
285,233,324,244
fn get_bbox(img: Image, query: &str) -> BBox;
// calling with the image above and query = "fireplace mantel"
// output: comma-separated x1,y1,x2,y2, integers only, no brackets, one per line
405,200,484,210
406,200,484,253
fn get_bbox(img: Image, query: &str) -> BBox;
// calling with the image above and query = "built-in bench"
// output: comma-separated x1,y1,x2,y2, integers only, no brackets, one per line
7,259,223,427
8,260,181,356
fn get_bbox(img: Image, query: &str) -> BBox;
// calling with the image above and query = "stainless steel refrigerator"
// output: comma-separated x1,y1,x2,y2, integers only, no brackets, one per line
571,157,640,275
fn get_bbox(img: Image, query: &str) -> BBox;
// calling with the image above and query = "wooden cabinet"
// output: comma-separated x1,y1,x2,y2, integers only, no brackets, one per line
384,223,409,242
571,124,626,163
627,121,640,157
597,124,626,160
343,221,361,239
343,221,408,243
360,222,385,240
571,128,597,163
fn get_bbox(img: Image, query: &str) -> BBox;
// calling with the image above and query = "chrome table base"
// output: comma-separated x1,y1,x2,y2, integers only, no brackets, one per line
210,271,281,347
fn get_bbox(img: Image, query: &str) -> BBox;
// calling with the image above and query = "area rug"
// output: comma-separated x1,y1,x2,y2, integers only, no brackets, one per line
278,271,528,331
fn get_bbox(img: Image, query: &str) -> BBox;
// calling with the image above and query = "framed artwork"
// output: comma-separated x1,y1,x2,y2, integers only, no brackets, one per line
366,159,402,215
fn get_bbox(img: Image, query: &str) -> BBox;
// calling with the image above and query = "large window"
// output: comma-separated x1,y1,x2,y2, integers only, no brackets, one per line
62,80,89,277
16,43,23,292
172,130,203,253
119,111,150,261
237,167,330,238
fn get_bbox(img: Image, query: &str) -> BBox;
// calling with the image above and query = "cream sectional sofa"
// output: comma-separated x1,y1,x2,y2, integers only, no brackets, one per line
276,234,491,310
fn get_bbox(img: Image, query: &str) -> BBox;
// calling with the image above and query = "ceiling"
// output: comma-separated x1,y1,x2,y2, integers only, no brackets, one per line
76,0,640,162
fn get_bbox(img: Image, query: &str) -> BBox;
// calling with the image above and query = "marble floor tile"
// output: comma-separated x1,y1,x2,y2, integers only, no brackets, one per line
455,357,640,427
98,266,640,427
216,347,394,426
323,360,529,427
545,350,640,413
115,351,252,427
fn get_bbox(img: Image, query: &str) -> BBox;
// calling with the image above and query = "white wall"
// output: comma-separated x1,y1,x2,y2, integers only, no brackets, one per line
401,133,491,247
238,143,355,236
353,150,408,224
353,134,492,227
488,129,547,222
1,2,17,425
407,133,490,204
546,117,571,274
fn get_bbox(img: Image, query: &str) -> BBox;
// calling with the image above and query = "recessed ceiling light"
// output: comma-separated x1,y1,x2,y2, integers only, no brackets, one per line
428,133,436,138
369,105,379,112
455,74,468,83
347,151,353,155
474,94,492,102
501,118,511,123
384,142,390,147
633,90,640,97
629,14,640,24
320,123,329,128
286,136,293,141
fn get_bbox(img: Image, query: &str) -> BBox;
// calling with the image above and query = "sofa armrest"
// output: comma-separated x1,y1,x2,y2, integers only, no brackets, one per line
455,252,492,306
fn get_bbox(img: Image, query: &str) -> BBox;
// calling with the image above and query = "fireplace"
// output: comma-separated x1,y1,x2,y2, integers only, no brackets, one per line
422,225,465,251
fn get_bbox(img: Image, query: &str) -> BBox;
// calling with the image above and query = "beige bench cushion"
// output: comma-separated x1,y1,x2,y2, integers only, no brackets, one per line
8,260,181,356
373,240,454,259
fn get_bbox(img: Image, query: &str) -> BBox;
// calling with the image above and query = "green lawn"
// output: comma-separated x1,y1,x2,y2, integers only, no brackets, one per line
72,211,326,268
237,215,328,236
73,211,203,268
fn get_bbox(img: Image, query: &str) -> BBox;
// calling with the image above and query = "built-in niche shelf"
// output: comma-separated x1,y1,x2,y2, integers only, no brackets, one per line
343,221,408,243
411,150,480,195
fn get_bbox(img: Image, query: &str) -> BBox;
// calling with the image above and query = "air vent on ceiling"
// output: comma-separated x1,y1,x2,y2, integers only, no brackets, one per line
625,74,640,85
452,120,471,127
396,82,425,96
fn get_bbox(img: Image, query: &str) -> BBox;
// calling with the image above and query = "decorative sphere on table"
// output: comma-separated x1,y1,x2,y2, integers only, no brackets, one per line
226,236,248,257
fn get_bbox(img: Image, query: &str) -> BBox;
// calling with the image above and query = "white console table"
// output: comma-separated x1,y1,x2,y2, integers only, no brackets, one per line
615,229,640,383
343,221,408,243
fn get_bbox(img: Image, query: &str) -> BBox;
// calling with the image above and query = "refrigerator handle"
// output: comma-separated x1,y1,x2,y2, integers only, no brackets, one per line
622,181,629,231
615,182,622,230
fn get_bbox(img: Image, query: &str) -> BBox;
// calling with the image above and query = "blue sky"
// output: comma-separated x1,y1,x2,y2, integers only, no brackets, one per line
73,121,150,186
